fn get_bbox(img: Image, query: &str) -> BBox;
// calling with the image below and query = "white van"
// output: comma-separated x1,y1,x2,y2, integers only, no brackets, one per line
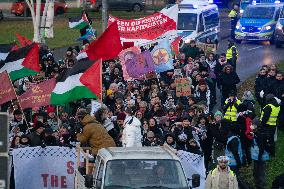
75,146,201,189
177,0,220,44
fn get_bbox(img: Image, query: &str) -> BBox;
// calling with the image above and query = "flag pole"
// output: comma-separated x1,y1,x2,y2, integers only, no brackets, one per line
100,59,103,104
6,71,31,133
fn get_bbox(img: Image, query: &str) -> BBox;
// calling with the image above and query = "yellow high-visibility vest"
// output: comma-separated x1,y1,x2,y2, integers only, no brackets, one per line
226,45,238,60
260,104,280,126
228,10,238,18
224,99,241,122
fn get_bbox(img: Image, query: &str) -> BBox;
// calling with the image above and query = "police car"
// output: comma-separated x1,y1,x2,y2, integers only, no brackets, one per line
177,0,220,45
275,5,284,47
235,1,283,43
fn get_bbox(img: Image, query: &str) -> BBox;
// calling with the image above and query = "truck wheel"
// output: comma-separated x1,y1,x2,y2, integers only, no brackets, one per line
275,41,282,48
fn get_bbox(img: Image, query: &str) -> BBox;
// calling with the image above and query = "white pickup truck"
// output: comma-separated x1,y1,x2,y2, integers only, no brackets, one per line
75,146,200,189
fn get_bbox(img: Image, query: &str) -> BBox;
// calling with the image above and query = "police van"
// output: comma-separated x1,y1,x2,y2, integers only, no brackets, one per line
274,4,284,47
177,0,220,45
240,0,284,14
235,1,283,43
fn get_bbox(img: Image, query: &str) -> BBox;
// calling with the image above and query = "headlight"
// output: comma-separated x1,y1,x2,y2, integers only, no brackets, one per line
236,22,242,30
276,23,283,30
263,25,272,31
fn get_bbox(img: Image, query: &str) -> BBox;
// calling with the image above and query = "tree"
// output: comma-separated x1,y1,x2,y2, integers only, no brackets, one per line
25,0,54,43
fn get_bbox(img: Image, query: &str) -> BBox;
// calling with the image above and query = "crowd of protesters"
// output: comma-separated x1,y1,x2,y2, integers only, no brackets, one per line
2,38,284,189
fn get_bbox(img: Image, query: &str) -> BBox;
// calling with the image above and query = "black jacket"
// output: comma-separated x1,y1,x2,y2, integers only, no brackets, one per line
255,75,267,98
219,72,240,93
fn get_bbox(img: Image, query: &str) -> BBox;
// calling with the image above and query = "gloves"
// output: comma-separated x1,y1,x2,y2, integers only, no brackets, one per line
260,90,264,98
274,97,281,104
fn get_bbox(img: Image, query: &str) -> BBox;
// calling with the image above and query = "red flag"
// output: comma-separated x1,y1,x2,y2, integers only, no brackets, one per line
80,59,102,99
171,36,182,55
22,43,41,72
0,71,17,105
15,33,33,47
90,0,96,4
86,22,122,61
18,78,56,109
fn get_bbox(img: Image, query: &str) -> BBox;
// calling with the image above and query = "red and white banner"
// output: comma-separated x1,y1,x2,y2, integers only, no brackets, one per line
108,5,178,45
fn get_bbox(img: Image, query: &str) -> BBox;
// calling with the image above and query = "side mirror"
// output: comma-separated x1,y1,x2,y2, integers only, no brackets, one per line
192,174,200,188
85,174,94,188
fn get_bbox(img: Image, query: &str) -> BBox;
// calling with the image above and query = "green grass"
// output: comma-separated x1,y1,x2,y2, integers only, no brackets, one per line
0,10,150,48
237,60,284,188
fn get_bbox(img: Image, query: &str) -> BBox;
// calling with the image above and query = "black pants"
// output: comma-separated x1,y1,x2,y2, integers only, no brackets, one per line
264,126,276,156
253,160,267,189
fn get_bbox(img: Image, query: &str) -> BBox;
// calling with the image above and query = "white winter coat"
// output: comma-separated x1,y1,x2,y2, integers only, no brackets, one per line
122,116,142,147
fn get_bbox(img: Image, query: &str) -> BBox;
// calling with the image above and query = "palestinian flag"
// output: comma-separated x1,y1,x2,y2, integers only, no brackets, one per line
69,17,88,29
0,43,40,81
0,43,15,61
51,59,102,105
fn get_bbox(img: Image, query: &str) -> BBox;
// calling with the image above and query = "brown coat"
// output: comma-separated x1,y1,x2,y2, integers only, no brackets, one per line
77,115,116,155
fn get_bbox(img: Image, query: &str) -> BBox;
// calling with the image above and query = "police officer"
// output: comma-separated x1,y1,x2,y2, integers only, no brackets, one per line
223,91,241,124
260,94,280,156
250,118,270,189
225,127,243,176
226,40,238,71
228,3,240,40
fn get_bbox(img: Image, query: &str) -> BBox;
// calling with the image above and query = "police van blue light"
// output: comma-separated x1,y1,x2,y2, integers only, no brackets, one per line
235,2,283,43
177,0,220,45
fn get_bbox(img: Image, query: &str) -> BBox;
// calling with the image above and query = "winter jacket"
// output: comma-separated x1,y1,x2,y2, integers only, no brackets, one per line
205,166,238,189
261,99,280,127
122,116,143,147
194,87,211,107
181,45,200,60
255,75,267,99
77,115,116,155
219,72,240,96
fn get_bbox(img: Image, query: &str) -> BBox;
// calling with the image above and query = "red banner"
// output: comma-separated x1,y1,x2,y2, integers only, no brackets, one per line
19,78,56,109
0,71,16,105
108,12,176,40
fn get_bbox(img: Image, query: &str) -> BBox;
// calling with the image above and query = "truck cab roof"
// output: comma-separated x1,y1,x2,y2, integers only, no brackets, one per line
97,147,180,162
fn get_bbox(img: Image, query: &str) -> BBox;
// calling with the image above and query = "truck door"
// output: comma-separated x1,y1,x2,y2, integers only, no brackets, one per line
94,158,105,189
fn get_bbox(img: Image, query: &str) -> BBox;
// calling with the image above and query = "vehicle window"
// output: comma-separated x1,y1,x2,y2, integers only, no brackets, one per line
104,159,188,189
198,13,204,32
203,10,219,29
243,6,275,19
178,13,197,31
95,159,104,188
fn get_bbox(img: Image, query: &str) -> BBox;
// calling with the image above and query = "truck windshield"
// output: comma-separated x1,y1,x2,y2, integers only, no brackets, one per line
178,13,197,31
104,159,188,189
242,6,275,19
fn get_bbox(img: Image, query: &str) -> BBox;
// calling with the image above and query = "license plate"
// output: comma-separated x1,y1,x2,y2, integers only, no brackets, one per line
246,33,255,37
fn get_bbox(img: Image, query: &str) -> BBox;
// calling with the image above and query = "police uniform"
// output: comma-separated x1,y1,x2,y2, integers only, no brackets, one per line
224,99,241,122
226,45,238,71
228,9,238,40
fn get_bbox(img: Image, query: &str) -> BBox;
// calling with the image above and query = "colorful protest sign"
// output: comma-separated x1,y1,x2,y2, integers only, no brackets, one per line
175,77,191,97
0,71,16,105
108,5,178,45
196,43,217,55
19,78,56,109
13,146,79,189
151,38,174,73
119,47,155,80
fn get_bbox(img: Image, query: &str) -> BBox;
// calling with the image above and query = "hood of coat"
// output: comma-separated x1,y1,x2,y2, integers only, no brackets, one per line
124,116,141,128
81,115,97,126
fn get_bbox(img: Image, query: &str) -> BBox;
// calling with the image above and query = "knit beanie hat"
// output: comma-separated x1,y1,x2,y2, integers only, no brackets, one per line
214,111,223,119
